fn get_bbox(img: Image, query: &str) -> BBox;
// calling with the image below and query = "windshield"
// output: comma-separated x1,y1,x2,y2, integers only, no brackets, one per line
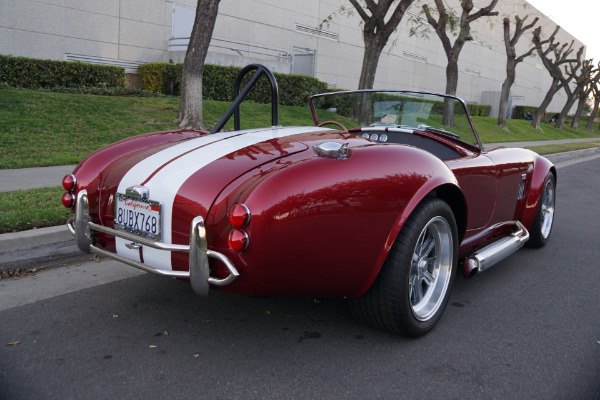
310,91,480,149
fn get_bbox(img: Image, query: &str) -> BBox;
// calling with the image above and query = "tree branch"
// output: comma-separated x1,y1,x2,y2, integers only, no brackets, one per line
507,15,539,63
467,0,499,22
349,0,370,22
382,0,415,38
422,3,452,56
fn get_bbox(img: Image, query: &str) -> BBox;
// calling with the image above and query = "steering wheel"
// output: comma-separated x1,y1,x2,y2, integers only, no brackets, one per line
317,121,348,132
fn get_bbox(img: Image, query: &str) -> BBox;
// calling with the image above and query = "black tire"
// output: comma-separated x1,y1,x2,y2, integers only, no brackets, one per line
526,173,556,248
349,197,458,337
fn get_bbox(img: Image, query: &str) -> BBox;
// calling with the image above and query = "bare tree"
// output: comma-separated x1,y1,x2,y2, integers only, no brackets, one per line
571,60,600,129
178,0,221,130
555,59,596,129
530,26,583,130
586,77,600,131
420,0,499,127
553,61,588,129
497,15,538,130
322,0,416,90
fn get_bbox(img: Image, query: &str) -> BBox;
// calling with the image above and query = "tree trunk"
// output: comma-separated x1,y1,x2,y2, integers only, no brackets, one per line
571,92,588,130
498,58,516,129
531,78,559,130
554,91,579,129
355,33,386,124
443,59,459,127
586,96,600,130
178,0,221,131
498,16,538,130
358,35,386,90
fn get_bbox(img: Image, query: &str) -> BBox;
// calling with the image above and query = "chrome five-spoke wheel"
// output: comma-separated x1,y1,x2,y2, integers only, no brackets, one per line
539,177,555,239
527,173,556,248
409,216,453,321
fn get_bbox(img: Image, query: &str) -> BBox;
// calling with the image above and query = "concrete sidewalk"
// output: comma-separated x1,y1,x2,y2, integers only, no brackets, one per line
0,164,76,193
1,138,599,272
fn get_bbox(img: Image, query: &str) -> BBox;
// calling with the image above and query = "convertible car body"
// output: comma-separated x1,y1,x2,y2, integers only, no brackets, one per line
63,65,556,336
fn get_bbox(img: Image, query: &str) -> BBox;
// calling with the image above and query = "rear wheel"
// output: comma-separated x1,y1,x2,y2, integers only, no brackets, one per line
349,197,458,337
526,173,555,248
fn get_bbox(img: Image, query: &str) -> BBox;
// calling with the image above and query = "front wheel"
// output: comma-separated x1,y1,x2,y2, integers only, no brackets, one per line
526,173,556,248
349,197,458,337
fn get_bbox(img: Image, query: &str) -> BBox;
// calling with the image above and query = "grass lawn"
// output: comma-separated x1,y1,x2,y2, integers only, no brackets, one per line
1,88,599,169
0,89,320,169
526,141,600,155
473,117,600,143
0,186,71,233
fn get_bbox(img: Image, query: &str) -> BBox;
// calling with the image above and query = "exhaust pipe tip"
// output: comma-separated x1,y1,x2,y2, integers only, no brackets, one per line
463,257,479,278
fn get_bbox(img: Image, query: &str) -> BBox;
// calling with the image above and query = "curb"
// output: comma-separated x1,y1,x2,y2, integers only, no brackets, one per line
0,225,86,272
544,146,600,165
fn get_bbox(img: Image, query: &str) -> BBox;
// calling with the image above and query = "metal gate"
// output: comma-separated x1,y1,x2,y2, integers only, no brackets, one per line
291,46,316,77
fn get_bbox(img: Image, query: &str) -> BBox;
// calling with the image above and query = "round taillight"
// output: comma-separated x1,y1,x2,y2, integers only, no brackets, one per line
62,192,75,208
228,204,251,227
228,229,249,252
62,174,77,192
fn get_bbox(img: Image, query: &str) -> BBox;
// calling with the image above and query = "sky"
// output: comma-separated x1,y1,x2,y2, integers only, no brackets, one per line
525,0,600,63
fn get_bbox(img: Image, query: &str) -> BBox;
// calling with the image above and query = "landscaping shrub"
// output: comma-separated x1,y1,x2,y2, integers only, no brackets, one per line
466,104,491,117
0,55,125,89
46,86,162,97
512,105,539,119
138,62,328,107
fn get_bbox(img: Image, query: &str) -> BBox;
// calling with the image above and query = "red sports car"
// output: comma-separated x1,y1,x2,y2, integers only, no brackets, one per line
63,65,555,336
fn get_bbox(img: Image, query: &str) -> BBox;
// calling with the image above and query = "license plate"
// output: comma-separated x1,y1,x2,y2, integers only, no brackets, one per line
114,193,161,241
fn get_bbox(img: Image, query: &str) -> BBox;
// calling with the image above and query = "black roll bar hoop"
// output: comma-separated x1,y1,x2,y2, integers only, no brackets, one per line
211,64,280,133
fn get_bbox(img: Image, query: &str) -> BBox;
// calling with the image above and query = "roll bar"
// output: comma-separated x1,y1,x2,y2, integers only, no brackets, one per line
211,64,280,133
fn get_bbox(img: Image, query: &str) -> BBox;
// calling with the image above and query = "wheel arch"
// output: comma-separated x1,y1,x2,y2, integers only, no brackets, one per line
352,178,466,298
432,183,467,243
521,156,556,230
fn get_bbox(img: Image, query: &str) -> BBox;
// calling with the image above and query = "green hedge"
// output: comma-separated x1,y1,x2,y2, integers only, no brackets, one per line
512,105,539,119
138,63,183,95
512,106,592,123
409,101,490,117
466,104,491,117
138,63,328,107
428,102,490,117
39,86,162,97
0,55,125,89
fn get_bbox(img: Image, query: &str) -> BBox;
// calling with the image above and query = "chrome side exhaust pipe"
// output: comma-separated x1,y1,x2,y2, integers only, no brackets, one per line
463,221,529,277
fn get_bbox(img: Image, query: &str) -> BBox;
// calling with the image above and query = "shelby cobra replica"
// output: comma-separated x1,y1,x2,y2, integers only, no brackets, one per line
63,65,555,336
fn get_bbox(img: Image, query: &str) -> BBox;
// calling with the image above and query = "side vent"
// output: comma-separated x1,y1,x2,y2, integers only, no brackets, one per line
517,174,527,200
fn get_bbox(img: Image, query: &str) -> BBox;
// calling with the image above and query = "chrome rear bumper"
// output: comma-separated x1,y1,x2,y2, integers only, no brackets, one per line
67,189,239,296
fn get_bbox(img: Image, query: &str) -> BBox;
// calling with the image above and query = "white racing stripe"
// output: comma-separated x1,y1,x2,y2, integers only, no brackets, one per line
114,129,240,263
115,126,328,270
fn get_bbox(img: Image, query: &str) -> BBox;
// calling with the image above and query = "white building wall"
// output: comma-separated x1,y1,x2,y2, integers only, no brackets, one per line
0,0,587,113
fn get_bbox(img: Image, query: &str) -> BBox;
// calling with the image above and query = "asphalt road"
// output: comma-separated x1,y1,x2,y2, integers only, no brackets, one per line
1,158,599,400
